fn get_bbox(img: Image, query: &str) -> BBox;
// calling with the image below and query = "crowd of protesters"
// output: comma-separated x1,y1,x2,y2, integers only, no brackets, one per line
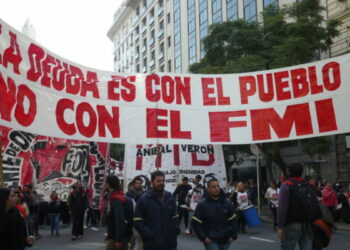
1,166,350,250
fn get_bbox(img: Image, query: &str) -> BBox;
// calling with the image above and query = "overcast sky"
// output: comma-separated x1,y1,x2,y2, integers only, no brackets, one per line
0,0,123,71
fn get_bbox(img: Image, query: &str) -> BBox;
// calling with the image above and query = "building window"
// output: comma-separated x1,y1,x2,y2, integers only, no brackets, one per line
167,13,171,23
264,0,278,8
188,0,197,65
167,36,171,47
212,0,222,24
173,0,182,73
227,0,238,21
136,64,140,73
168,60,171,72
199,0,208,58
160,65,165,72
244,0,257,22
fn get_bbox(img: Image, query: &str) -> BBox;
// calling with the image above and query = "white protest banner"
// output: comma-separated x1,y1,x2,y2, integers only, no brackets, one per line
123,144,227,192
0,19,349,144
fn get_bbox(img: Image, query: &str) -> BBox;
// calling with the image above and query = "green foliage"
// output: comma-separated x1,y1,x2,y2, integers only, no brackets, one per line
301,137,332,157
190,0,340,73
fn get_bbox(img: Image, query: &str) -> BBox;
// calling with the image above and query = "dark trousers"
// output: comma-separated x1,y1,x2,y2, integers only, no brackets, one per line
86,208,99,227
178,207,189,228
72,210,85,236
270,205,277,229
238,210,246,232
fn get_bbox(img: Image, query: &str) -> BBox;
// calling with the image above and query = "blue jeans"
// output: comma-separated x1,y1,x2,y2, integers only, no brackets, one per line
48,214,60,233
204,241,231,250
281,223,313,250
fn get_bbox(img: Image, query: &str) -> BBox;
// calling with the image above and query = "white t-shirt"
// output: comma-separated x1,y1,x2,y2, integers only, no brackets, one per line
236,191,250,210
265,187,280,207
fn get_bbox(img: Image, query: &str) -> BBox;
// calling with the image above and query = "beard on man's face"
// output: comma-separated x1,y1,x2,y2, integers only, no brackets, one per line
154,184,165,192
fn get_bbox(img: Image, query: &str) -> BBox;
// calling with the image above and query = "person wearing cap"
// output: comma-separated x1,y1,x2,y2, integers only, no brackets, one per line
192,178,238,250
173,176,192,234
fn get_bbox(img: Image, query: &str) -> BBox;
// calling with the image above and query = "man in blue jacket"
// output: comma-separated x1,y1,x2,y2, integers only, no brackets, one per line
134,170,179,250
192,178,238,250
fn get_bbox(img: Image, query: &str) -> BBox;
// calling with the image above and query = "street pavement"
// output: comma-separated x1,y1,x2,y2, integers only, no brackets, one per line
31,222,350,250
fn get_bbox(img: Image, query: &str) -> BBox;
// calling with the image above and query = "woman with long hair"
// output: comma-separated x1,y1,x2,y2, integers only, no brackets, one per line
265,180,280,230
0,188,34,250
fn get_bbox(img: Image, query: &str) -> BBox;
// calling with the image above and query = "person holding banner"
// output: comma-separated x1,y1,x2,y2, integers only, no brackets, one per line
192,178,237,250
134,170,179,250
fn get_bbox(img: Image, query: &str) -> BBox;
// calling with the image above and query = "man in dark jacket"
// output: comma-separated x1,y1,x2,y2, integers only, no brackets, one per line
68,181,89,240
173,176,192,233
106,175,133,250
134,170,179,250
192,178,238,250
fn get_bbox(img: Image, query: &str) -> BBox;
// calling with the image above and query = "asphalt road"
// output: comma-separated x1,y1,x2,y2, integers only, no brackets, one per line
31,222,350,250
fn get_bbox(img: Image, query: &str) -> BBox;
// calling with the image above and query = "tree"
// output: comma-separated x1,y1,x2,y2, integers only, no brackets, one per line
190,0,340,177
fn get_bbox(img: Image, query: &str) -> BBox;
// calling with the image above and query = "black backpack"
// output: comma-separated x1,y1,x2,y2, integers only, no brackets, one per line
286,179,321,223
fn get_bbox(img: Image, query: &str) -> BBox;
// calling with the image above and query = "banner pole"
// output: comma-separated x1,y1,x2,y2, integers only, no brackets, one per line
0,131,4,187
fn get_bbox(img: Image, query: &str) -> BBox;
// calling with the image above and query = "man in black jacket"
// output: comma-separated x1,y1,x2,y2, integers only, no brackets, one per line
173,176,192,233
68,181,89,240
134,170,179,250
192,178,238,250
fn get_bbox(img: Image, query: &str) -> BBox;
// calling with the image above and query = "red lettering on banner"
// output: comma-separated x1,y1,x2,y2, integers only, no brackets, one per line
209,111,247,142
26,43,101,99
14,85,37,127
239,76,256,104
0,73,37,126
66,65,83,95
314,98,337,132
257,74,274,102
146,108,191,139
146,108,168,138
108,75,136,102
0,73,17,121
56,99,120,138
3,31,22,74
51,59,66,91
96,105,120,137
239,63,341,104
202,77,230,105
81,71,100,98
275,71,291,101
322,62,341,91
27,44,45,81
308,66,323,94
41,54,56,87
250,103,313,141
192,152,215,166
55,99,75,135
173,144,180,166
76,102,97,137
170,111,192,139
145,75,191,104
136,145,143,170
291,68,309,98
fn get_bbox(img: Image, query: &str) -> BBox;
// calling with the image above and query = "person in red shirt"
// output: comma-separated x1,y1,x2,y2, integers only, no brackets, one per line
322,181,338,219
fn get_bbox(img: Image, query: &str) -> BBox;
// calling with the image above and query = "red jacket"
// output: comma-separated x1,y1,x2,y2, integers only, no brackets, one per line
322,187,338,207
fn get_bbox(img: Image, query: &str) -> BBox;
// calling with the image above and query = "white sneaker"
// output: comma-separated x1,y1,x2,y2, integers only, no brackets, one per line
185,228,190,234
91,227,99,231
84,225,87,229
